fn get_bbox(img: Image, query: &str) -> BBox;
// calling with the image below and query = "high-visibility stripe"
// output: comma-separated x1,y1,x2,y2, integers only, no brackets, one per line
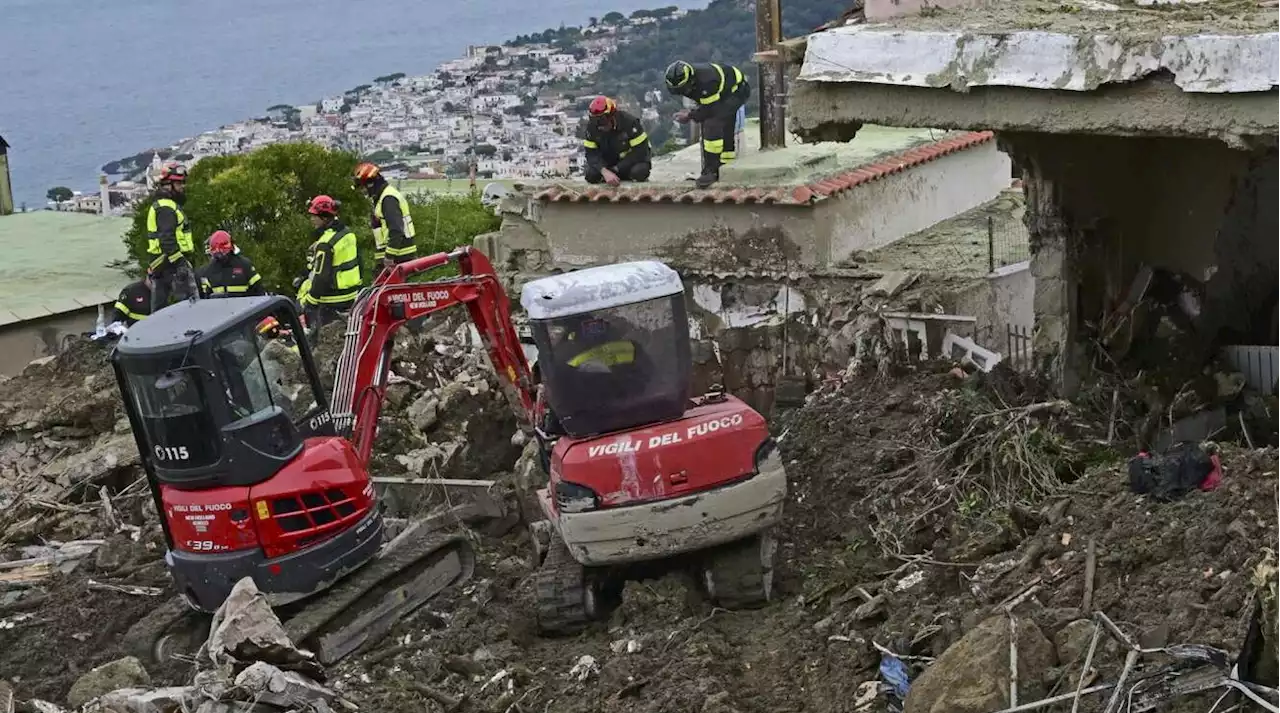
314,291,358,305
583,139,599,149
114,301,147,322
567,341,635,368
703,139,725,154
212,284,253,294
721,150,736,163
385,244,417,257
145,198,194,257
698,65,726,105
247,272,261,285
629,132,648,147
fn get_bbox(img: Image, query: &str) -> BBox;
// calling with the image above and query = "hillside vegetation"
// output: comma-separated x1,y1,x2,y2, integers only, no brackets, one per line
588,0,847,147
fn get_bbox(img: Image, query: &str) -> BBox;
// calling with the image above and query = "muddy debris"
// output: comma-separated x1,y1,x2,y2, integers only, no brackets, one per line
0,316,1276,712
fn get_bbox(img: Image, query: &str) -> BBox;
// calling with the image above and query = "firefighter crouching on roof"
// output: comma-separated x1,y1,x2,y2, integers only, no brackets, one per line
198,230,265,298
294,195,362,335
664,60,751,189
353,162,417,278
110,272,155,327
582,96,652,187
146,163,199,310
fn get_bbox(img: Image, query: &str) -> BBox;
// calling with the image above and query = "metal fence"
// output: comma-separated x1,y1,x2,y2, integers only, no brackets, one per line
986,215,1031,272
1006,324,1033,371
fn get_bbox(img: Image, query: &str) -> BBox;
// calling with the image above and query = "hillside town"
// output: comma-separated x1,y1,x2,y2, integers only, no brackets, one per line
51,10,688,215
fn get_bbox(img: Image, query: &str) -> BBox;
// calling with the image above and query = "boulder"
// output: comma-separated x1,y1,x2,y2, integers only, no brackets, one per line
233,661,338,709
904,615,1056,713
66,657,150,709
205,577,310,669
90,687,197,713
1054,619,1096,665
407,394,440,432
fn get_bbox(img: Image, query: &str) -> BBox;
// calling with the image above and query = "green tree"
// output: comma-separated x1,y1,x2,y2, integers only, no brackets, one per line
122,143,500,289
364,149,396,163
46,186,73,203
602,11,625,23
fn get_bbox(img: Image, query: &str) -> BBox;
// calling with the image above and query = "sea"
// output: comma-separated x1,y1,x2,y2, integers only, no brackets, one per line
0,0,670,208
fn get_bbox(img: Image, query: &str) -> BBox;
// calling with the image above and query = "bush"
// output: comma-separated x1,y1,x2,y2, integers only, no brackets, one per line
122,143,500,291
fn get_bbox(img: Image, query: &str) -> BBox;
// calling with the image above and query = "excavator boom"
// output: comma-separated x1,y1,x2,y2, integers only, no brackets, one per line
330,247,537,466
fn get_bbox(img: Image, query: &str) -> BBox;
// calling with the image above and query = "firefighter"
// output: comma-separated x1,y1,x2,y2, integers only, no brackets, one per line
582,96,652,186
198,230,265,298
664,60,751,189
294,195,362,335
352,162,417,277
145,163,198,310
109,273,154,326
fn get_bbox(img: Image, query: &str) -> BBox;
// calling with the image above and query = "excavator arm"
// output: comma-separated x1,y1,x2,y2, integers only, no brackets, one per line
329,247,537,466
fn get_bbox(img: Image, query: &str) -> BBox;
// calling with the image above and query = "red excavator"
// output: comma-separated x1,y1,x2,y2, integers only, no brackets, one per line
112,247,785,660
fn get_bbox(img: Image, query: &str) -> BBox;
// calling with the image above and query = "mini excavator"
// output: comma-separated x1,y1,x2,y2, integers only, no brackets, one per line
113,247,786,662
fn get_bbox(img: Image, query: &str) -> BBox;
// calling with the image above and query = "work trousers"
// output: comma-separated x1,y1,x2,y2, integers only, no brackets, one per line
303,303,351,345
698,91,749,176
584,154,652,184
150,260,198,313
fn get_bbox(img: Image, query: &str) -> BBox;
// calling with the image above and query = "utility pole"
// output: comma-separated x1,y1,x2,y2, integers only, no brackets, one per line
754,0,786,149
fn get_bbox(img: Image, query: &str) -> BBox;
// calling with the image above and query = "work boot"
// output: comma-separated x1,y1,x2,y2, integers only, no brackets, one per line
695,151,722,189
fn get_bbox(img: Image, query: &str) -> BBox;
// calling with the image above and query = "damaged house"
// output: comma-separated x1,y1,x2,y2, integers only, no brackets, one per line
780,0,1278,400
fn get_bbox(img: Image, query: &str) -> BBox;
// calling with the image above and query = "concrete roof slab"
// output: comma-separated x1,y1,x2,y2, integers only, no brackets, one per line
799,25,1279,93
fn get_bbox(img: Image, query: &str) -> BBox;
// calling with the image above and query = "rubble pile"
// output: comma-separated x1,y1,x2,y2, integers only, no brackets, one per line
0,327,1274,712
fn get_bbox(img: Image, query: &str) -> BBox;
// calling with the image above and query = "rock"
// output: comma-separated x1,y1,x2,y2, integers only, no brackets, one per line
92,687,197,713
233,661,338,709
384,381,413,409
407,394,440,432
0,681,12,713
94,534,139,572
66,656,150,709
868,271,919,299
1054,619,1096,665
701,691,741,713
904,615,1055,713
205,577,312,669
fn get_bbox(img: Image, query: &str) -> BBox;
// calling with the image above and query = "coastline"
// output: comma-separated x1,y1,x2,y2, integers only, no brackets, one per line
68,8,691,213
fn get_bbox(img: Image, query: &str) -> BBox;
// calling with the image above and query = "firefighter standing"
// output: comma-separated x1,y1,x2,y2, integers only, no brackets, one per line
110,274,154,326
582,96,652,186
198,230,265,298
353,162,417,277
145,163,198,310
664,60,751,189
295,195,362,334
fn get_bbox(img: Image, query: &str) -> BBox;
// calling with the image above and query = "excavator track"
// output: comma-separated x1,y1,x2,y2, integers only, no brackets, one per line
283,529,476,665
534,534,597,636
699,531,777,610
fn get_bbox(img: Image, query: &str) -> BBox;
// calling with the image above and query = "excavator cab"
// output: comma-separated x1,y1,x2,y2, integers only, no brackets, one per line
523,261,691,437
112,296,333,492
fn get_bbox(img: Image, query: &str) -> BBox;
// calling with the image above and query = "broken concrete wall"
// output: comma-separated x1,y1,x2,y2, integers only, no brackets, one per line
511,201,824,272
949,260,1034,354
0,306,102,377
825,140,1011,261
1001,131,1279,392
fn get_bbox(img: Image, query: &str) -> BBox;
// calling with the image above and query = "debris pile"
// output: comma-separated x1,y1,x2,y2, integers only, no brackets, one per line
0,326,1274,713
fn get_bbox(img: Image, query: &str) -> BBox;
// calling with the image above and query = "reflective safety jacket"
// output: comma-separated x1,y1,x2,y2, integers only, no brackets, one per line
372,184,417,264
582,109,651,170
300,220,361,307
674,63,749,123
198,254,265,297
111,280,153,326
568,340,636,369
145,195,194,271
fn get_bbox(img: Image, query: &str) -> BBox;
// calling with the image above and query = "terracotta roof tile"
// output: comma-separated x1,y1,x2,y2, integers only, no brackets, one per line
529,131,995,206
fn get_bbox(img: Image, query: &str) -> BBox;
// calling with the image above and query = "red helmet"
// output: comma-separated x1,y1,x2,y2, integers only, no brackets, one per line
206,230,234,257
308,195,339,216
588,96,616,117
158,163,187,184
353,162,381,187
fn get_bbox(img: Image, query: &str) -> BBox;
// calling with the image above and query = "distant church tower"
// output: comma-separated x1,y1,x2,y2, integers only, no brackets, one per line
0,135,13,216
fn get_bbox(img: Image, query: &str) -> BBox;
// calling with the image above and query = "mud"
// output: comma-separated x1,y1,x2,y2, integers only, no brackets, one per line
0,335,1275,711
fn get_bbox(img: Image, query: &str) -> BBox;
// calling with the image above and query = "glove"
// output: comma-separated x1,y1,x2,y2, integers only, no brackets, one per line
292,275,306,290
370,216,382,229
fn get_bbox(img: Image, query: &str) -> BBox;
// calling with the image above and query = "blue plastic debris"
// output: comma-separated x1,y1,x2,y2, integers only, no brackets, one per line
879,653,911,698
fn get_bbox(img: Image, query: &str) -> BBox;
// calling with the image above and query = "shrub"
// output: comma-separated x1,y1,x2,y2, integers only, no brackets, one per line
122,143,501,291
